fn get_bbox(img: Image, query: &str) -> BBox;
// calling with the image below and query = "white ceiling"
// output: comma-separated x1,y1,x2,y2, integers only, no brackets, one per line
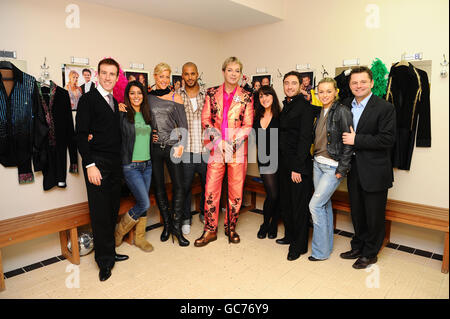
86,0,283,32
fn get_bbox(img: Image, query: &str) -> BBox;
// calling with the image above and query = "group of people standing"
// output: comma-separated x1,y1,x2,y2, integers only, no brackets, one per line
75,56,395,282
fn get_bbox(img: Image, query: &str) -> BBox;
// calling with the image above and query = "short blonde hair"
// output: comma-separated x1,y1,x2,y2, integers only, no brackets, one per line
222,56,243,72
154,62,171,75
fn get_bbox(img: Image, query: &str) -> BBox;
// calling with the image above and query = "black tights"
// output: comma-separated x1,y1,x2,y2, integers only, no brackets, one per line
260,172,279,230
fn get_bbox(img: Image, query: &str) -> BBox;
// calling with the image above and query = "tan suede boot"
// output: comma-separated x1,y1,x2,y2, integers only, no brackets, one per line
115,212,138,247
134,217,153,252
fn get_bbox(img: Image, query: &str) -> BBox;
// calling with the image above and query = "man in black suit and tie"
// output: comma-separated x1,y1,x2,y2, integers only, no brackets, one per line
76,58,128,281
340,66,396,269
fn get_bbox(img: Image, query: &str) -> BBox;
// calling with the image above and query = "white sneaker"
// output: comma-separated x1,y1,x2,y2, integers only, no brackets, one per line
182,224,191,235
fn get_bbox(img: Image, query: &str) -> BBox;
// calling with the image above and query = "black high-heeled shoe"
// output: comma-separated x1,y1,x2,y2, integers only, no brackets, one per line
267,222,277,239
171,216,190,247
161,222,170,242
257,223,269,239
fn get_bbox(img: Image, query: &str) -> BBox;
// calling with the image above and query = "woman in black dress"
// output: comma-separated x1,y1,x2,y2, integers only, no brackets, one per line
253,85,281,239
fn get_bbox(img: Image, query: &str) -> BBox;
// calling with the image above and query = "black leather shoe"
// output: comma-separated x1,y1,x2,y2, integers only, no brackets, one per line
352,256,378,269
99,267,112,281
276,237,290,245
287,251,301,261
308,256,325,261
340,249,362,259
115,253,129,262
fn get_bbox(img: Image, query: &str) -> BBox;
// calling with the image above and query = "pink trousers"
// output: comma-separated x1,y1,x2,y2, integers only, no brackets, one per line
203,158,248,232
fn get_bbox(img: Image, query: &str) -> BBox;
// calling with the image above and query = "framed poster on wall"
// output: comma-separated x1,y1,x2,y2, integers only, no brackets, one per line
251,74,272,91
171,74,182,91
124,69,150,93
62,64,97,111
298,70,315,102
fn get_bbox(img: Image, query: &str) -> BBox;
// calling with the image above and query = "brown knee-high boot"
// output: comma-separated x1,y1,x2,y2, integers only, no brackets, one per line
115,212,138,247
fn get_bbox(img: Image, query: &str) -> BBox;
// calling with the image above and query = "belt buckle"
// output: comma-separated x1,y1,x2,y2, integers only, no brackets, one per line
160,142,166,150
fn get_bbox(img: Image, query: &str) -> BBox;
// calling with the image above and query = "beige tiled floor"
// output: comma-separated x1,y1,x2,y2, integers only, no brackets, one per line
1,211,448,299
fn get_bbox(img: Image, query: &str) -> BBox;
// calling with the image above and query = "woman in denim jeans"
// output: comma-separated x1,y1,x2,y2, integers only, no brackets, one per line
308,78,353,261
114,81,154,252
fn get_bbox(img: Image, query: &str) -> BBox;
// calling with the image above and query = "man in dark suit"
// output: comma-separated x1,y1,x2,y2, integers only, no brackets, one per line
277,71,316,261
75,58,128,282
340,66,396,269
80,68,95,94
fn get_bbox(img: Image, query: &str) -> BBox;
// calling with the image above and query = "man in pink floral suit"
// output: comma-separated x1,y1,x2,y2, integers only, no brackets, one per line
194,57,254,247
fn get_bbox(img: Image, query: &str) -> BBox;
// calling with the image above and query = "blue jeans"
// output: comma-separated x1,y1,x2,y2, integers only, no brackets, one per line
122,160,152,220
309,160,342,259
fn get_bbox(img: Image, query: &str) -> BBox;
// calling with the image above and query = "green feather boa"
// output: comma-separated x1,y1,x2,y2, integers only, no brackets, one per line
370,58,389,97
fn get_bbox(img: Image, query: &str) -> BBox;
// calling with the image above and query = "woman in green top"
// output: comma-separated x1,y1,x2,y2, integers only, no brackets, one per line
115,81,154,252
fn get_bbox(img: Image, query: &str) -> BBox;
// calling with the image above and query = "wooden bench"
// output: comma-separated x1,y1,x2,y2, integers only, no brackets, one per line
0,178,202,291
243,175,449,273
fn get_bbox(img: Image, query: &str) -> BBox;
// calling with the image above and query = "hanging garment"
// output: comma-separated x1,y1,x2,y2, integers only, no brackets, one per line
0,63,48,183
386,62,431,170
334,72,354,101
38,81,78,190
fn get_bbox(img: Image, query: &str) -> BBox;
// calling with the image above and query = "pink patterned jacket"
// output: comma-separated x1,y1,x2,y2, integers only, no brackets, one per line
201,84,254,160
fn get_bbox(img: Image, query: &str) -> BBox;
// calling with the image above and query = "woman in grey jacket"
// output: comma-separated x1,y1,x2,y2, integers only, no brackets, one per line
149,63,189,247
308,77,353,261
114,81,154,252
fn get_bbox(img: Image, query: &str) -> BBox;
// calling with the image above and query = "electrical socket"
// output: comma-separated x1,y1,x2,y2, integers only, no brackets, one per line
296,64,310,70
130,63,144,70
256,67,267,73
343,58,360,66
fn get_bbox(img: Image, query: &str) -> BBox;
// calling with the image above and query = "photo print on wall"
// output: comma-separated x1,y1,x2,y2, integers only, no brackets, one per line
124,70,150,93
298,70,315,103
62,64,97,111
171,74,182,91
251,74,272,91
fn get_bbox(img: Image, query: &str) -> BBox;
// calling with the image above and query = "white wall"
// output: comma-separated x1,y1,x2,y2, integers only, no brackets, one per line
223,0,449,209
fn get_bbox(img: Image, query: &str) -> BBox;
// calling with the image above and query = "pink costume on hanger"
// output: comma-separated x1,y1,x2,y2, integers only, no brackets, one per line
202,84,254,232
